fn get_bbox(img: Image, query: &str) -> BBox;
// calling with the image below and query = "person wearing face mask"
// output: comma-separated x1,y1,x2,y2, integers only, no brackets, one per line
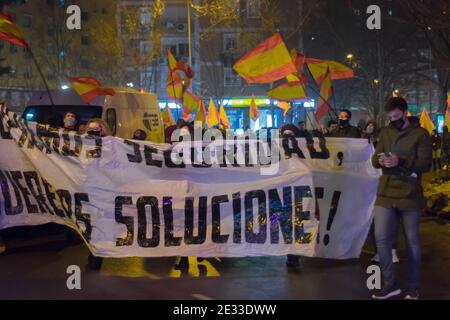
330,109,362,138
63,112,79,132
370,97,432,300
84,118,111,137
361,121,378,147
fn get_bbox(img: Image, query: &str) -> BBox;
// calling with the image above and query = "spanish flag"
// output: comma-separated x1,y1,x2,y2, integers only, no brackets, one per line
306,57,354,86
167,48,178,70
233,33,297,84
249,95,259,121
315,67,333,121
219,104,231,129
267,81,306,102
166,73,183,101
183,91,201,115
161,104,176,127
419,110,435,134
194,100,207,128
0,12,28,48
206,99,219,127
445,95,450,128
67,77,115,104
277,101,291,116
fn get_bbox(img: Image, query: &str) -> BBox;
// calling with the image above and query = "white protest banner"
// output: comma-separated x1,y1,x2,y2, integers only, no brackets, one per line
0,104,380,259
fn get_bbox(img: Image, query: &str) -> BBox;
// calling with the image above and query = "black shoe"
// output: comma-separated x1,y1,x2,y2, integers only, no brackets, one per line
286,255,300,268
404,289,420,300
174,257,189,270
372,286,402,300
87,253,103,270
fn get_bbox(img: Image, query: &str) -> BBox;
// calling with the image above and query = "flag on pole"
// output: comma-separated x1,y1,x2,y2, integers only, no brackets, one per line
306,57,354,86
315,67,333,121
183,91,201,115
161,104,176,127
419,110,435,134
219,104,230,129
0,12,29,48
277,101,291,116
167,48,178,70
267,82,306,102
233,33,297,84
206,99,219,127
194,100,207,128
67,77,115,104
444,107,450,129
249,95,259,121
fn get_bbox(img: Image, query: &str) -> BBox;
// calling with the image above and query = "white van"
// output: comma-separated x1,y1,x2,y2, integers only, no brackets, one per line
23,88,165,143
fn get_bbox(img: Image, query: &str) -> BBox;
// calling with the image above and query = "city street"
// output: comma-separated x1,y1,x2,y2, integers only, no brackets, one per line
1,212,449,300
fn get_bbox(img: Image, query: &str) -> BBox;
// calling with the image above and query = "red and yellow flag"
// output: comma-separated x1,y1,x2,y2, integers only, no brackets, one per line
167,48,178,70
0,12,28,48
277,101,291,116
267,82,306,102
67,77,115,104
249,95,259,121
233,33,297,84
306,57,354,87
183,91,201,115
315,67,333,121
419,110,435,134
206,99,219,128
445,95,450,128
194,100,207,128
161,104,176,128
219,104,230,129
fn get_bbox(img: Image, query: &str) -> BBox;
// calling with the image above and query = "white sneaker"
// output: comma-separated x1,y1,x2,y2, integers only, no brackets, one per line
371,253,380,263
0,241,6,254
392,249,400,264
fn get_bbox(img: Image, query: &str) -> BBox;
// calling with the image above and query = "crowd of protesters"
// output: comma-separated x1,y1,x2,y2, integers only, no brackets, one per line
0,99,447,300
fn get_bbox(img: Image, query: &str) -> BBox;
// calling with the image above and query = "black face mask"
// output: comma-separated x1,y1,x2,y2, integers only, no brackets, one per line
339,119,349,127
391,118,405,130
87,130,101,136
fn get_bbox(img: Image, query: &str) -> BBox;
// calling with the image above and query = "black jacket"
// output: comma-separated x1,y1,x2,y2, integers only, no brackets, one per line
329,124,362,138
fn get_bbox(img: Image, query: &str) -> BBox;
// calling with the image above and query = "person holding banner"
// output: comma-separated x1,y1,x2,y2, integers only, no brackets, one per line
330,109,361,138
371,97,432,300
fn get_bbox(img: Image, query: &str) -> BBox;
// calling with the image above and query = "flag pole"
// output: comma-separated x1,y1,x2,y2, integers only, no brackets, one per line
304,62,337,119
29,48,54,106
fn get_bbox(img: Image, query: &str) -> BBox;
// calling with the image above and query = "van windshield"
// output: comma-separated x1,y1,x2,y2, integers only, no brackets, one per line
23,105,103,128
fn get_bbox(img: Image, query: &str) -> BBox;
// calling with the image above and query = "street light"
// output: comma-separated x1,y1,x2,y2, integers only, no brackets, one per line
346,53,353,60
61,85,69,90
373,79,379,85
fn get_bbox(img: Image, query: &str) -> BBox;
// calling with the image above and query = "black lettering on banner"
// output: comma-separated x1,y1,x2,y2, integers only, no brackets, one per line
268,187,293,244
162,197,182,246
10,171,38,213
23,171,53,214
232,192,241,243
56,189,73,218
306,134,330,159
115,196,134,246
294,186,313,244
74,193,92,242
62,130,82,157
24,121,44,151
85,136,102,158
163,149,185,168
314,187,324,244
244,138,254,167
282,136,306,159
136,196,160,248
0,170,23,215
244,190,267,244
124,140,142,163
36,124,53,154
184,197,207,245
211,195,230,244
323,191,342,246
17,121,29,149
223,139,240,167
144,145,163,167
41,178,65,217
191,147,211,168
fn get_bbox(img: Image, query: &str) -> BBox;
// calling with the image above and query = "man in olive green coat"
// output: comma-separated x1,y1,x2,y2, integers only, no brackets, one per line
371,97,432,300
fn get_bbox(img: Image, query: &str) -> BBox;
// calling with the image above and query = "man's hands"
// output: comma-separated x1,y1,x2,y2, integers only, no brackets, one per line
379,153,400,168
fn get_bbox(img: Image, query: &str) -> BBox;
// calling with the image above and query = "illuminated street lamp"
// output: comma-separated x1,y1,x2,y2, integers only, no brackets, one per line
346,53,354,60
373,79,379,85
